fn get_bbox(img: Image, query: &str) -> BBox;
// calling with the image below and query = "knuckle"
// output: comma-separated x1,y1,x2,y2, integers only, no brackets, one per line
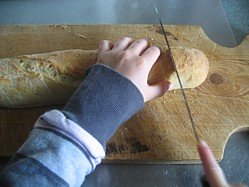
135,38,148,45
99,40,108,48
137,58,146,65
99,41,104,47
99,40,107,45
122,50,132,58
150,46,160,52
140,38,149,43
120,36,133,42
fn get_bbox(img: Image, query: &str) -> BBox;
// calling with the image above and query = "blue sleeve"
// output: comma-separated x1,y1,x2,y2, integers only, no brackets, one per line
0,64,144,186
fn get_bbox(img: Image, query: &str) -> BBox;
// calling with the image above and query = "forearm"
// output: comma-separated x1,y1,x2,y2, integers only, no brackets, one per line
0,64,144,186
0,116,94,186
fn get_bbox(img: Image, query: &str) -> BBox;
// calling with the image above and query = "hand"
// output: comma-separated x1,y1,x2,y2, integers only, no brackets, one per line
198,141,247,187
97,37,173,102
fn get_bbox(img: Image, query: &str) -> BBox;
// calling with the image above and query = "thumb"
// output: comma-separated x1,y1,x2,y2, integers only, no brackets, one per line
145,81,173,102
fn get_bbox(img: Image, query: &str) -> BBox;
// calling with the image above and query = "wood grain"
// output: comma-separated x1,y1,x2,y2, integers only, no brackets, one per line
0,25,248,163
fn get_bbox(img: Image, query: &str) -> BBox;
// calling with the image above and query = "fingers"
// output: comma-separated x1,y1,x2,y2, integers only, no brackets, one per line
145,81,173,102
198,141,229,187
99,40,114,52
127,39,149,55
141,46,161,70
113,37,133,51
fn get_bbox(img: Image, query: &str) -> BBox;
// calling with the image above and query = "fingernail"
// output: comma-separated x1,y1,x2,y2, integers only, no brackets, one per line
169,83,174,90
154,45,162,52
199,140,208,147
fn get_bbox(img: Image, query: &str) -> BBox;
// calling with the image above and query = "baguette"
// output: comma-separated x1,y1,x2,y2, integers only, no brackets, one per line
0,47,209,108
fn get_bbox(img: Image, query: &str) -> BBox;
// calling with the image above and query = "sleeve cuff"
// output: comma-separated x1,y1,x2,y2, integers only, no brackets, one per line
62,64,144,147
36,110,105,164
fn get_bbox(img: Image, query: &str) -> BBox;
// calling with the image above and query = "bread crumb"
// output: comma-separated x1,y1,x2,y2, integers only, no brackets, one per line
53,24,87,39
54,25,68,29
61,25,68,29
74,33,87,39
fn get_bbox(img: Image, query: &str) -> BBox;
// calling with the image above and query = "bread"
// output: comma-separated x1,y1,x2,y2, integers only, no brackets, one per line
148,46,209,89
0,47,209,108
0,50,97,108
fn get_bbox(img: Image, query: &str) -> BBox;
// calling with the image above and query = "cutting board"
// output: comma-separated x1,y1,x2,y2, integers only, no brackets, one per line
0,25,248,163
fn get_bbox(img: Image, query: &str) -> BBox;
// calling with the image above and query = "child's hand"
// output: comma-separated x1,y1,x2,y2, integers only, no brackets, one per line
97,37,173,102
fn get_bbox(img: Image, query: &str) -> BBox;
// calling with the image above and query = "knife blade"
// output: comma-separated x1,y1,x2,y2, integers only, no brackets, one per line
153,3,200,143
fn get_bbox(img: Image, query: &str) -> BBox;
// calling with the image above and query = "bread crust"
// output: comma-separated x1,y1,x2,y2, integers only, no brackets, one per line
0,47,209,108
164,47,209,89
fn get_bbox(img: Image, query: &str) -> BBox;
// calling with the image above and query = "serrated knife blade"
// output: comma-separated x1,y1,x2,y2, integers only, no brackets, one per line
153,3,200,143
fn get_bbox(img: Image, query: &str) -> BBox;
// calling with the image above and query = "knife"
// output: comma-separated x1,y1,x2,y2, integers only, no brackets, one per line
153,3,200,144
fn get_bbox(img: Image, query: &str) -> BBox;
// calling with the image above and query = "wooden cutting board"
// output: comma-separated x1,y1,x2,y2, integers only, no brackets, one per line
0,25,248,163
